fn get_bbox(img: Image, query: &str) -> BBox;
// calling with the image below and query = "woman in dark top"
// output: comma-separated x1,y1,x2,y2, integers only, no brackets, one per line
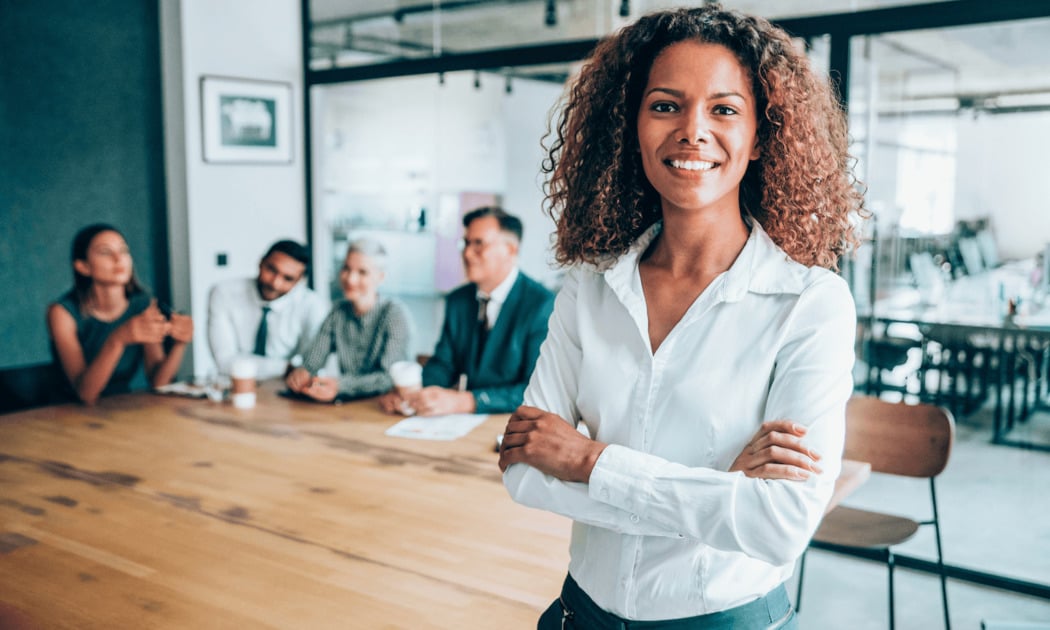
47,224,193,404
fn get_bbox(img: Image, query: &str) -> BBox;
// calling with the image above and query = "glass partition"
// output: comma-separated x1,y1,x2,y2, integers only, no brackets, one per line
849,17,1050,308
310,70,565,357
848,16,1050,587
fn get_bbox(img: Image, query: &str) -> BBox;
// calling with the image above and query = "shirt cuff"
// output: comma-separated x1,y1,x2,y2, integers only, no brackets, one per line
588,444,650,525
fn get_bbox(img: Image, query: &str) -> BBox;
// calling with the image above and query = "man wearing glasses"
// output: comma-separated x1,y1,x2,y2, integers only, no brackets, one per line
380,206,554,416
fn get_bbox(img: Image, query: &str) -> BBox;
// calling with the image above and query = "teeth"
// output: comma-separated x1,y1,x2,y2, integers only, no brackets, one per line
668,159,716,171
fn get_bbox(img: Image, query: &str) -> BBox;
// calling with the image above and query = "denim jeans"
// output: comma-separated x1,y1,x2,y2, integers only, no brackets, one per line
537,574,797,630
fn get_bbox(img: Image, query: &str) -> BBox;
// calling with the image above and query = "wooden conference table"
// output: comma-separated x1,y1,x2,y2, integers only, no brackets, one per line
0,383,868,629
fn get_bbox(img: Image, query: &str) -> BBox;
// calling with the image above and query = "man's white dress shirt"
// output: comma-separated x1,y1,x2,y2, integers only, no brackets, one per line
207,278,328,380
504,222,856,620
477,267,519,329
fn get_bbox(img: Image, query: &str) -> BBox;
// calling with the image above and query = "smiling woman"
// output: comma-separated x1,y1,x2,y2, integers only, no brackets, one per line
498,5,867,628
285,238,412,402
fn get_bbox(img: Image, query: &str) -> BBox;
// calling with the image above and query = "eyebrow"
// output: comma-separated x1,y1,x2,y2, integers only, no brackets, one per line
644,87,747,101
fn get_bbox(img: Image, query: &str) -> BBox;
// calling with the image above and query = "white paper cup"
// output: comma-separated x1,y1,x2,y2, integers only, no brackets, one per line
389,360,422,415
230,357,257,409
389,361,422,395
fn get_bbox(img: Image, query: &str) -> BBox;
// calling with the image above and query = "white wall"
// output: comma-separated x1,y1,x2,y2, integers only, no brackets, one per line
315,72,563,289
162,0,309,377
502,77,565,289
955,111,1050,260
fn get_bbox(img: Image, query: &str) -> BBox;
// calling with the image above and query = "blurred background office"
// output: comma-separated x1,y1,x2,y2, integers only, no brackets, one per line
3,0,1050,626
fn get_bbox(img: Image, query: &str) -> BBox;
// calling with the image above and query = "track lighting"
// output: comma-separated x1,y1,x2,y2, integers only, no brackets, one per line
505,75,513,94
474,71,482,90
619,0,630,18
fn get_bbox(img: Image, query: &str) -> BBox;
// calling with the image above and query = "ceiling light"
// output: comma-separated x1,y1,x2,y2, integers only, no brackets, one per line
545,0,557,27
619,0,630,18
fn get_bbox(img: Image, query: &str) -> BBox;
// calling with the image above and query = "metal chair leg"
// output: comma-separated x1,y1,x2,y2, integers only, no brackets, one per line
931,480,951,630
888,550,896,630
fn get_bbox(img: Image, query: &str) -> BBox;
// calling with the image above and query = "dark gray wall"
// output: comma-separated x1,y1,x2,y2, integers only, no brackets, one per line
0,0,168,370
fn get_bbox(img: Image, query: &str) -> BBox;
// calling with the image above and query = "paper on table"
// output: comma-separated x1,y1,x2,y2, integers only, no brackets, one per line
154,381,209,398
384,414,489,441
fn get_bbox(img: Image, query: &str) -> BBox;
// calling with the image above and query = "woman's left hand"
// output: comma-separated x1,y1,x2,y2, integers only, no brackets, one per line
167,313,194,344
729,419,823,480
498,405,607,482
303,376,339,402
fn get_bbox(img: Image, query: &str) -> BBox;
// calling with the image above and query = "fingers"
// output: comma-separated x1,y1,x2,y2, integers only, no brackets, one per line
748,420,821,460
504,406,547,434
742,463,814,481
750,431,821,463
285,369,310,392
738,444,823,480
377,393,402,414
760,445,822,473
304,378,337,402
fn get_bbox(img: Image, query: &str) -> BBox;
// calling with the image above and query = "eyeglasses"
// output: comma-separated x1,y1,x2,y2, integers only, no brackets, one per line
459,237,500,252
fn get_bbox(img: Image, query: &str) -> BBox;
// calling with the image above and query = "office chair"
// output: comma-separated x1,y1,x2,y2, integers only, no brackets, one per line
796,396,956,630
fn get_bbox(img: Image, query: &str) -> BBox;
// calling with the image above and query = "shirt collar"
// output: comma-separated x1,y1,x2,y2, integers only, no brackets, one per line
602,220,809,306
478,266,518,304
257,280,302,311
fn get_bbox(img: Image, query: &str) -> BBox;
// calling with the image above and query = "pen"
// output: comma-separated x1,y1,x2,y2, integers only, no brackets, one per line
457,374,468,392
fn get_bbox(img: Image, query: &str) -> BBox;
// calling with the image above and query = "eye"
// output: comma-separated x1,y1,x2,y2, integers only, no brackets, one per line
650,101,678,113
713,104,738,116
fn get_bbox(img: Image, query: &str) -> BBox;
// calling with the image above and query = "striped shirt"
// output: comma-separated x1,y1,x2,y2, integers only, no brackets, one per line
301,297,412,398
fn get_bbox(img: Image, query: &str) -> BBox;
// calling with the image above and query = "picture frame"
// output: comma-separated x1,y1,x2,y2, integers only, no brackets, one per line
200,76,293,164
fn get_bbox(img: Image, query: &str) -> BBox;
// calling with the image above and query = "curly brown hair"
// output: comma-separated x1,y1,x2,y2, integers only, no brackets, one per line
543,4,866,270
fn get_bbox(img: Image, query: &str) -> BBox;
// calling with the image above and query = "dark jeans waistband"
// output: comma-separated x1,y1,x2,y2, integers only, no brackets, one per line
546,574,795,630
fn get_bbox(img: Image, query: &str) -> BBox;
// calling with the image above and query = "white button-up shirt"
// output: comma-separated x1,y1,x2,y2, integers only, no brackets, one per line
207,278,328,380
504,222,855,620
477,267,519,330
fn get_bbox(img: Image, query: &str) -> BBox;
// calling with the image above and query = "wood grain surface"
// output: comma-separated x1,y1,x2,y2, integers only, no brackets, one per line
0,383,570,629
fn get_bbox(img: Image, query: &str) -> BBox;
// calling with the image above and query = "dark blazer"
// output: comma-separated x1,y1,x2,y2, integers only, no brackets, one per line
423,271,555,414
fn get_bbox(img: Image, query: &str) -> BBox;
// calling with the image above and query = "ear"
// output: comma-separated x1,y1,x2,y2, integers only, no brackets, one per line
750,140,761,161
506,239,520,257
73,259,91,277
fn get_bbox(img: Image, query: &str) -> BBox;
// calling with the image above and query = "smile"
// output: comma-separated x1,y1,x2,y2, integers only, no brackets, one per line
667,159,718,171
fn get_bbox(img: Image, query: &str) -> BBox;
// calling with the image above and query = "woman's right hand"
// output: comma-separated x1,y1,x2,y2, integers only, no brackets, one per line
285,367,312,392
729,420,823,481
117,302,170,345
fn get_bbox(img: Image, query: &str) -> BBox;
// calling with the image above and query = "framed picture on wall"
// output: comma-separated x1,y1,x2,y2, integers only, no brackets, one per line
200,76,293,164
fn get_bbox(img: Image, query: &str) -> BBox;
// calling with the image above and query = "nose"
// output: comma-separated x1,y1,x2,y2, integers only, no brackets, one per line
678,108,712,145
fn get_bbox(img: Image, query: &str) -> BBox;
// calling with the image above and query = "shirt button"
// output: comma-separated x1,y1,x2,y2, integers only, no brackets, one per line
601,488,610,499
630,514,640,524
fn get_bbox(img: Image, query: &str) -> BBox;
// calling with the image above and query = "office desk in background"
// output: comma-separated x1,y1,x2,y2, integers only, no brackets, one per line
0,384,569,629
0,385,872,628
863,262,1050,450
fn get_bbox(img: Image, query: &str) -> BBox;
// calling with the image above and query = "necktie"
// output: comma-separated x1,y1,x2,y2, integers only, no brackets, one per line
476,295,490,362
253,306,271,356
